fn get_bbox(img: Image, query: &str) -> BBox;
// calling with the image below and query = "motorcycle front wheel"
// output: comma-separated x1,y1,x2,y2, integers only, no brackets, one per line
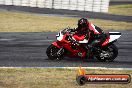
46,44,64,60
96,44,118,62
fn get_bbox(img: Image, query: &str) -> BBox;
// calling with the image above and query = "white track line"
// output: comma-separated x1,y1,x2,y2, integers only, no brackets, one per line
0,67,132,70
0,39,14,41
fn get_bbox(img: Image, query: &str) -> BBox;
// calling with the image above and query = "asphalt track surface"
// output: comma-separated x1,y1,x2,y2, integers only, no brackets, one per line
0,31,132,68
110,1,132,5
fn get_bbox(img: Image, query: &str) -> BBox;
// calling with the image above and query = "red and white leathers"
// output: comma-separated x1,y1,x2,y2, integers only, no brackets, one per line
72,22,105,47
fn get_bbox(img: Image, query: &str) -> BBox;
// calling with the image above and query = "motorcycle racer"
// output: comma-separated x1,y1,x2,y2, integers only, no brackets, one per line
46,18,121,61
71,18,106,51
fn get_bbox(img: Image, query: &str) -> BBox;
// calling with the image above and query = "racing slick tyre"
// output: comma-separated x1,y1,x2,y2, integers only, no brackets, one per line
96,44,118,62
76,75,87,86
46,44,64,60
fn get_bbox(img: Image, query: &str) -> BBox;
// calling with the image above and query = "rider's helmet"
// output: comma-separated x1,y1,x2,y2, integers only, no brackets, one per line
77,18,89,31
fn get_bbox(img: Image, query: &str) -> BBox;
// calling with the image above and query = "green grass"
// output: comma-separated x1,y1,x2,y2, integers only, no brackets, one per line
0,11,132,32
109,4,132,16
0,68,131,88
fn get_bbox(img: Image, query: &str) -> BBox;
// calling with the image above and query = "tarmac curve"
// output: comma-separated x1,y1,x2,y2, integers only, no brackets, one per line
0,31,132,68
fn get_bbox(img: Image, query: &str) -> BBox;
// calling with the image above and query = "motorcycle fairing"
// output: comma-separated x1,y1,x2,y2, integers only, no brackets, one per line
109,32,121,42
52,42,61,48
73,35,88,43
52,34,87,59
102,32,121,46
52,41,86,58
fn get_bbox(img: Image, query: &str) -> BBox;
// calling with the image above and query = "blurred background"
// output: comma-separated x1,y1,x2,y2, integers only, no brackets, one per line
0,0,113,13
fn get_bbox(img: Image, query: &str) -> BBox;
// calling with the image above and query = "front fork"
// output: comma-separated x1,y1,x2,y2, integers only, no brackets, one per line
52,41,64,57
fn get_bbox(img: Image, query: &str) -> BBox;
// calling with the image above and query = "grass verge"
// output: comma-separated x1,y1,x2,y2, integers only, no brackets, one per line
109,4,132,16
0,11,132,32
0,68,131,88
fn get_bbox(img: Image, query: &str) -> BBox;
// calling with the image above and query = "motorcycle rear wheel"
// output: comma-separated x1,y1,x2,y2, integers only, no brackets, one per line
96,44,118,62
46,44,64,60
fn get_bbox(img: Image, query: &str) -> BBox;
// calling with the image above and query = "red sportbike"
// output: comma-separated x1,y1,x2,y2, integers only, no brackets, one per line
46,28,121,62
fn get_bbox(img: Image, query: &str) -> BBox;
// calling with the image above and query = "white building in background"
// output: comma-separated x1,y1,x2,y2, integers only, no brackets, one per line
0,0,110,13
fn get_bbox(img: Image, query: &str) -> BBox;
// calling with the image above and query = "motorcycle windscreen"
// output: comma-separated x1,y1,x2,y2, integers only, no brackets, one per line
56,31,64,41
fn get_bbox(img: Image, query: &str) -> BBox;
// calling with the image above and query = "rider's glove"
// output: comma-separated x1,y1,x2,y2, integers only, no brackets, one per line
67,35,80,46
67,35,73,41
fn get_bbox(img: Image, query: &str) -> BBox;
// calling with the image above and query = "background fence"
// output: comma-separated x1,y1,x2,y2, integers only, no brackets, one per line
0,0,110,12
